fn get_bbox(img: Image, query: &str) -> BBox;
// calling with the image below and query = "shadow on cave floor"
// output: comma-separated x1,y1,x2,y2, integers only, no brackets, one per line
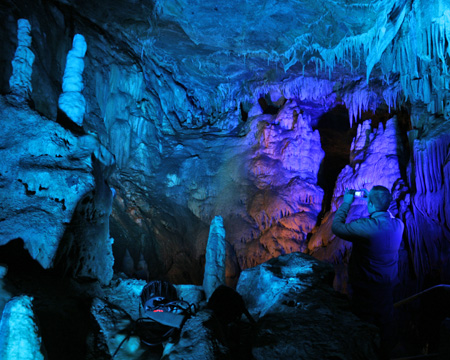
0,239,107,360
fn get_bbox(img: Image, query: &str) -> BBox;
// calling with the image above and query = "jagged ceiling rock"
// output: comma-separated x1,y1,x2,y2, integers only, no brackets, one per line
4,0,449,132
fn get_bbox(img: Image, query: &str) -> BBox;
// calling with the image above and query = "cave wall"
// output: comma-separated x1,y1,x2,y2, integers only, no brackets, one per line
0,0,449,294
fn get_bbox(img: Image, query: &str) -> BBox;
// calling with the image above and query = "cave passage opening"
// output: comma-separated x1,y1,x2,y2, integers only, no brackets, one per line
315,104,353,218
258,94,286,115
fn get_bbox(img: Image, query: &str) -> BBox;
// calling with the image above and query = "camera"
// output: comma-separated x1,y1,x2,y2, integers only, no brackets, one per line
354,190,367,198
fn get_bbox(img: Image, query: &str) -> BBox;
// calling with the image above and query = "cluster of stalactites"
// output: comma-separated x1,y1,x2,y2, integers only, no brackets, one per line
384,6,450,117
8,18,87,127
299,0,450,121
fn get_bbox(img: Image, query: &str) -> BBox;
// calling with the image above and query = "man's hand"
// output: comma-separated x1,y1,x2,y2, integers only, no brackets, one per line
343,189,355,204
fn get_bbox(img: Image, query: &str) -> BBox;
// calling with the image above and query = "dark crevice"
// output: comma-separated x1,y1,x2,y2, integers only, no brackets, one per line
56,108,86,136
240,102,248,122
315,105,354,219
258,96,282,115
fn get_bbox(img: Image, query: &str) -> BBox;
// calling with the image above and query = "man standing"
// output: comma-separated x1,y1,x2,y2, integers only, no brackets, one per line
332,185,404,359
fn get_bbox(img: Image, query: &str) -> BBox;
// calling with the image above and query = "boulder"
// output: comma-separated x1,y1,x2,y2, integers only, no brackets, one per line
237,252,380,359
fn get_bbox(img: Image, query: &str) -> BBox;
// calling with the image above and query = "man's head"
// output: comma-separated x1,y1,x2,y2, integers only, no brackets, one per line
367,185,392,213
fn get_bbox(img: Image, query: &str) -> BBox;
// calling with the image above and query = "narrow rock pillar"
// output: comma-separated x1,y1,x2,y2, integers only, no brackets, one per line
203,216,226,300
58,34,87,126
9,19,35,100
0,296,45,360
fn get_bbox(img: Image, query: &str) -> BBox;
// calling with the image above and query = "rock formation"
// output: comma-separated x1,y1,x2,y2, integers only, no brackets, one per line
308,115,406,291
0,96,114,283
0,296,45,360
202,216,226,300
58,34,87,127
0,0,450,357
237,252,380,359
8,19,34,100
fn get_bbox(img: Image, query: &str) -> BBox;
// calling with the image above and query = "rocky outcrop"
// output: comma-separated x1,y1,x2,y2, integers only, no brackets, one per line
0,95,115,284
234,100,325,271
237,252,380,359
91,297,147,360
92,253,378,360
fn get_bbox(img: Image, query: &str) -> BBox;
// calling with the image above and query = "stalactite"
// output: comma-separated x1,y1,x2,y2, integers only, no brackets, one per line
58,34,87,126
9,19,34,100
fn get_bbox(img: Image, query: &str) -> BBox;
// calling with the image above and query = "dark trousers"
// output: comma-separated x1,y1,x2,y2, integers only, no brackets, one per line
350,282,396,360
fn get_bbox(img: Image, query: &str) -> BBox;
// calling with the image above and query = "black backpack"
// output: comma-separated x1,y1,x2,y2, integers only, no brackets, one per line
136,280,194,346
207,285,255,325
112,280,195,358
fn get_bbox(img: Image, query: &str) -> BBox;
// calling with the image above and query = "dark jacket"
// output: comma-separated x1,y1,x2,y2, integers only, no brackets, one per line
332,202,404,286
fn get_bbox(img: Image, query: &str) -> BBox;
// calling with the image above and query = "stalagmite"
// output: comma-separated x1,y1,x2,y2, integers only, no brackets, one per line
203,216,226,300
58,34,87,126
0,296,45,360
9,19,35,100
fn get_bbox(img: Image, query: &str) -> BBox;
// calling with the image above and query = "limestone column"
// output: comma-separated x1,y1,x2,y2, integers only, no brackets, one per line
0,296,45,360
203,216,226,300
9,19,35,100
58,34,87,126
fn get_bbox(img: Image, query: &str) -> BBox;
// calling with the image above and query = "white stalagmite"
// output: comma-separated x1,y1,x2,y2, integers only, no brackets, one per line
9,19,35,99
202,215,226,300
58,34,87,126
0,296,45,360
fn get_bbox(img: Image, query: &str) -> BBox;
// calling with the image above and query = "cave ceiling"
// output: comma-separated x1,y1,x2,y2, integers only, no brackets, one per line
4,0,445,130
15,0,412,111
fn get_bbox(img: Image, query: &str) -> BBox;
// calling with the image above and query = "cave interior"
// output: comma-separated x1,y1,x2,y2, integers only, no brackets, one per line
1,0,450,359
